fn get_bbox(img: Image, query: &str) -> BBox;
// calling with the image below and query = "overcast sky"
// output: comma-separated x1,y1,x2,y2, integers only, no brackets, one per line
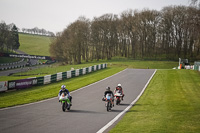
0,0,190,33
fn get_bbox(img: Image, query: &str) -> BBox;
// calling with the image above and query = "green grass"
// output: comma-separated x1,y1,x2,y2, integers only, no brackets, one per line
109,69,200,133
19,33,53,56
0,57,20,64
108,57,178,69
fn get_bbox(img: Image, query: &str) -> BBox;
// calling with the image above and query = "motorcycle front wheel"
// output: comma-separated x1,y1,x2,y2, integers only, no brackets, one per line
107,101,111,111
116,98,120,105
62,102,66,112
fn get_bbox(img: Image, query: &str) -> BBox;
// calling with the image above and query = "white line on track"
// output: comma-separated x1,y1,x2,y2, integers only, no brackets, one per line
96,69,157,133
0,68,127,111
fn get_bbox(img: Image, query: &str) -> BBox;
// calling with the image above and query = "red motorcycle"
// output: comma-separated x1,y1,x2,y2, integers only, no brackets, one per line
114,90,123,105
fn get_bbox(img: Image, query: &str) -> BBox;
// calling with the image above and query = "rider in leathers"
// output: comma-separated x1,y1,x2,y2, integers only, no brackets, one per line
103,87,114,107
58,85,72,106
114,84,124,100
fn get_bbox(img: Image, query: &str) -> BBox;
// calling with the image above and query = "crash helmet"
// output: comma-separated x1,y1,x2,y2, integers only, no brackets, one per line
61,85,66,89
118,84,121,87
106,87,110,91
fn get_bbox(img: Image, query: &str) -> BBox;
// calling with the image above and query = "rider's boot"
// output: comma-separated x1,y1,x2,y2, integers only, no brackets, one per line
70,100,72,106
67,103,70,108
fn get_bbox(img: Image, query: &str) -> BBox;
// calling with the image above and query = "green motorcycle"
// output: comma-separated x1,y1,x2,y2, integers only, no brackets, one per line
59,93,71,112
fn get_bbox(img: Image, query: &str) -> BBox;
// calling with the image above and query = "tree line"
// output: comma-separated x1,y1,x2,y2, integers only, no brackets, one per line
21,27,55,37
0,21,20,52
50,5,200,64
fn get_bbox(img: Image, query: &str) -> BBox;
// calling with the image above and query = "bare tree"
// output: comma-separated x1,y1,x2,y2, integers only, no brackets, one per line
190,0,200,8
50,5,200,63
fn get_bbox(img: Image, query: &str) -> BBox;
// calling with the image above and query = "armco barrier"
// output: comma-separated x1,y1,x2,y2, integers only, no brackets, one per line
83,68,86,75
75,69,79,76
92,66,94,71
1,64,107,92
71,70,76,78
89,66,92,73
62,72,67,79
51,74,57,82
57,72,62,81
67,71,71,78
37,76,44,85
86,67,89,73
44,75,51,84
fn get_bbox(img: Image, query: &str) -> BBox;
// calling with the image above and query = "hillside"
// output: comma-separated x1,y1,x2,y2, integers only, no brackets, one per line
19,33,53,56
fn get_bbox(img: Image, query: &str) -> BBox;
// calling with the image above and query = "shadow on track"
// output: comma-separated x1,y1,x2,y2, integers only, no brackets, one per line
118,103,130,106
67,109,104,114
110,109,124,112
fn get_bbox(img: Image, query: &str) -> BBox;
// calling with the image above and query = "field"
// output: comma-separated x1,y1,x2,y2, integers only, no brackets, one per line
0,33,51,64
18,33,53,56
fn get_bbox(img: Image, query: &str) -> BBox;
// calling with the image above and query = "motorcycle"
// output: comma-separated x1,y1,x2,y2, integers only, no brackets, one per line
59,93,71,112
105,94,113,111
114,90,123,105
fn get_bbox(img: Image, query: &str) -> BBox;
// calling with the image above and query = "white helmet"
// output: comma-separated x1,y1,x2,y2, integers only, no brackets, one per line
61,85,66,89
118,84,121,87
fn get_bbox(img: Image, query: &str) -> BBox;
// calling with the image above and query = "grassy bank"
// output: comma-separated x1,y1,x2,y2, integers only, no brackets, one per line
109,69,200,133
19,33,52,56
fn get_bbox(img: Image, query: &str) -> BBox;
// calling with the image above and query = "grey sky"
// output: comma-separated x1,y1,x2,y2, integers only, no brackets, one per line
0,0,190,33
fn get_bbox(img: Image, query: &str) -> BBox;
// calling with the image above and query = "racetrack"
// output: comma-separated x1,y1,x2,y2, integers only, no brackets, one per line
0,69,156,133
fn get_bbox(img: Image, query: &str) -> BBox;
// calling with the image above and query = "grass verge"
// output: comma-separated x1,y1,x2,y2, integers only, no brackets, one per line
109,69,200,133
0,57,21,64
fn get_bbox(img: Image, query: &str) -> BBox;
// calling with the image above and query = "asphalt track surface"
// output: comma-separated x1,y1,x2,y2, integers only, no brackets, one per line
0,69,156,133
0,64,47,76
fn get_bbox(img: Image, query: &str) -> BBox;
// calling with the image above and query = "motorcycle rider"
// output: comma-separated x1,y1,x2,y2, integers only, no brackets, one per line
103,87,114,107
114,84,124,100
58,85,72,106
